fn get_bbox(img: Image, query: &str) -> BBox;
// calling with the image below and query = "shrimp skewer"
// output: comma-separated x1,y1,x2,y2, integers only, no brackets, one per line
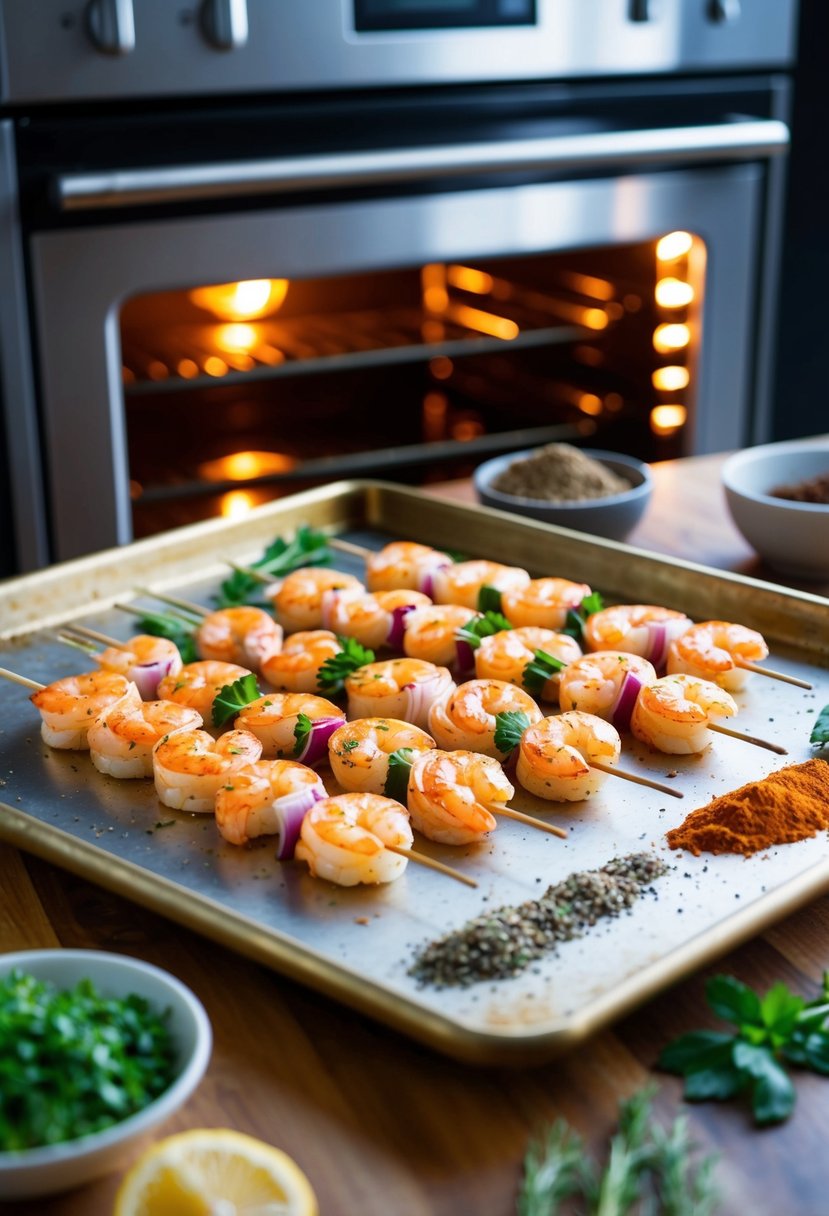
402,604,483,675
121,593,284,675
259,566,365,633
517,711,622,802
295,791,475,887
344,658,456,731
156,660,253,722
428,679,543,758
406,749,514,845
153,728,263,813
630,674,738,755
666,620,812,692
88,699,203,778
584,604,693,667
328,718,436,796
475,627,582,702
261,631,344,695
235,692,345,762
56,626,184,700
321,588,431,651
501,578,592,631
214,758,327,848
431,560,530,611
29,671,141,750
361,541,453,595
558,651,657,730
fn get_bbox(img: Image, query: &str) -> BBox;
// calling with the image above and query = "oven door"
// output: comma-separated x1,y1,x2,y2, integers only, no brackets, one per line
27,111,787,562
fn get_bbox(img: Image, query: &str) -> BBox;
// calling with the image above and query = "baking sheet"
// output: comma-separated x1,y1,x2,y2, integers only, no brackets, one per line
1,480,828,1064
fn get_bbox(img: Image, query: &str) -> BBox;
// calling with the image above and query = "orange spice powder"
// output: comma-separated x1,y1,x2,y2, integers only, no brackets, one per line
666,759,829,857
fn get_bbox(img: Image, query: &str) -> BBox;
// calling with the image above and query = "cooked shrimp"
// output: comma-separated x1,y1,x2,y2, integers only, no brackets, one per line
195,606,283,672
517,710,621,802
88,699,203,779
431,559,530,610
93,634,183,700
666,620,769,692
428,679,543,758
156,660,252,721
260,631,342,695
475,627,582,702
328,717,435,795
501,578,591,630
153,728,263,813
403,604,482,672
364,541,452,594
630,673,737,754
584,604,692,666
321,588,431,650
295,791,413,886
235,691,345,760
214,758,327,847
270,567,364,633
406,749,513,845
345,658,455,730
558,651,657,731
30,672,140,750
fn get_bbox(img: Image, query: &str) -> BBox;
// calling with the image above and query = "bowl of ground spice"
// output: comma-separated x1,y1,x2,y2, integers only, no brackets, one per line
722,437,829,579
473,444,653,541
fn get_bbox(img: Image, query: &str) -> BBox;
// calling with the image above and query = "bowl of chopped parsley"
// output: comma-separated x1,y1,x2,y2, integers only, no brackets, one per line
0,949,212,1199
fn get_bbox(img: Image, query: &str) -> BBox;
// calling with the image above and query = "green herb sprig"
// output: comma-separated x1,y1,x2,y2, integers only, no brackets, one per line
292,711,314,757
215,525,331,608
522,648,566,695
517,1086,718,1216
562,591,605,644
456,610,513,650
384,747,415,804
477,585,504,614
659,972,829,1125
317,637,375,694
133,608,199,664
809,704,829,749
494,709,531,755
212,672,262,726
0,969,176,1152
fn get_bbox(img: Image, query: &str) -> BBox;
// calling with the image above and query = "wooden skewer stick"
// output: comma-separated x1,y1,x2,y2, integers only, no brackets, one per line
115,602,196,628
54,632,97,657
385,843,478,888
499,805,568,839
61,623,125,649
328,537,373,560
734,659,813,691
590,760,684,799
134,587,207,619
0,666,44,691
709,721,788,755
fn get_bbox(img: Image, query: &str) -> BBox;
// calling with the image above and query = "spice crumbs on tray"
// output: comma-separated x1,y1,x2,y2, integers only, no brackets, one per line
408,853,667,988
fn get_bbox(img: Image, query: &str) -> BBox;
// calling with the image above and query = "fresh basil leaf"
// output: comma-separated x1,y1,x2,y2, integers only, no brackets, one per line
809,705,829,747
657,1030,735,1076
705,975,763,1029
212,673,262,726
732,1042,796,1124
494,710,532,756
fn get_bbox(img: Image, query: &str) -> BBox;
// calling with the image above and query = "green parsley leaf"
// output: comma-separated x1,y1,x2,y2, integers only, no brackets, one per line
522,648,566,695
384,747,415,804
477,585,503,614
316,637,375,694
732,1042,796,1124
212,673,262,727
292,712,313,758
810,704,829,748
561,591,606,643
214,525,331,608
456,610,513,650
494,710,531,755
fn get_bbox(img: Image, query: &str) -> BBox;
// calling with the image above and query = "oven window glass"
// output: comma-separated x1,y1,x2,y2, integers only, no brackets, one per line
354,0,536,32
120,233,704,539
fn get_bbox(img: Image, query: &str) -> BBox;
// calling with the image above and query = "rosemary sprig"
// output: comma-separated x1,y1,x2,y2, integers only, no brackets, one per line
215,525,331,608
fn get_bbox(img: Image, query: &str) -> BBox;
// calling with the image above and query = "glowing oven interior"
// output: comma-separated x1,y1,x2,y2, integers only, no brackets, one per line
119,231,704,538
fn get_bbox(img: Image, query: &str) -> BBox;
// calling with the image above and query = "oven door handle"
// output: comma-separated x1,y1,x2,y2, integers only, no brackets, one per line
56,117,789,210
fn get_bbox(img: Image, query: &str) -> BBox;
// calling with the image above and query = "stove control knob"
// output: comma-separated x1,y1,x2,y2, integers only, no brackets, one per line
85,0,135,55
201,0,249,50
629,0,660,20
709,0,741,20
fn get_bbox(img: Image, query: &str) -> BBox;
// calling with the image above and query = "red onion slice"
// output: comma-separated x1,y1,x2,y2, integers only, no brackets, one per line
294,716,345,768
609,671,643,733
645,621,669,669
454,638,476,677
418,558,452,599
387,604,415,650
130,658,176,701
403,669,454,729
272,786,326,860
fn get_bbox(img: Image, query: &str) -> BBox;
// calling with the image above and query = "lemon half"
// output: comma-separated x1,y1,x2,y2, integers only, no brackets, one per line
114,1128,318,1216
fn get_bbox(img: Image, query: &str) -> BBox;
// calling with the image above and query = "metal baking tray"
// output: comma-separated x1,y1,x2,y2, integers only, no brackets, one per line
1,481,828,1064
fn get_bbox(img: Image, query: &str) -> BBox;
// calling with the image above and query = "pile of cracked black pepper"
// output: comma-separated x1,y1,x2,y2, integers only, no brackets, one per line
409,853,667,988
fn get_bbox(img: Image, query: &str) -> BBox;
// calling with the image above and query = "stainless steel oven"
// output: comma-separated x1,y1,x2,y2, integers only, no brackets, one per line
0,0,798,570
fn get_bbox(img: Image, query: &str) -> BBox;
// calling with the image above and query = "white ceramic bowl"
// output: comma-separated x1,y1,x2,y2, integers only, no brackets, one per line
473,447,653,542
0,948,212,1200
721,439,829,579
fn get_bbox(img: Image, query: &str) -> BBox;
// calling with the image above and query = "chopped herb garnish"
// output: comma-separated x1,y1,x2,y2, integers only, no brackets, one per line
562,590,606,643
317,637,375,694
215,525,331,608
341,739,359,752
456,610,513,650
0,969,176,1151
292,711,313,758
522,648,566,695
477,585,503,614
212,673,262,727
494,709,531,755
810,704,829,748
384,747,415,804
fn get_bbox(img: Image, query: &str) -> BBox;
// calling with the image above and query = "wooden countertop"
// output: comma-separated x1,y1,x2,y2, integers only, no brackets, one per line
2,450,828,1215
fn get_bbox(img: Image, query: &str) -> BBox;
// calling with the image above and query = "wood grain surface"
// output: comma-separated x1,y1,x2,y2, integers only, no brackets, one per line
2,450,828,1216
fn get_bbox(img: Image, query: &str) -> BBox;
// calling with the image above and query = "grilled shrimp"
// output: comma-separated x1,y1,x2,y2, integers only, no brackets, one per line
584,604,692,667
630,673,737,755
427,678,543,758
295,791,414,886
88,699,202,778
153,727,263,813
516,710,621,802
260,630,342,695
269,567,364,633
406,749,513,845
93,634,183,700
328,717,436,796
501,577,591,631
402,604,482,675
30,672,140,750
156,660,252,722
475,626,582,702
345,658,455,731
558,651,657,731
364,541,452,594
214,758,327,847
431,560,530,610
235,691,345,760
666,620,769,691
321,587,431,650
195,606,283,672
